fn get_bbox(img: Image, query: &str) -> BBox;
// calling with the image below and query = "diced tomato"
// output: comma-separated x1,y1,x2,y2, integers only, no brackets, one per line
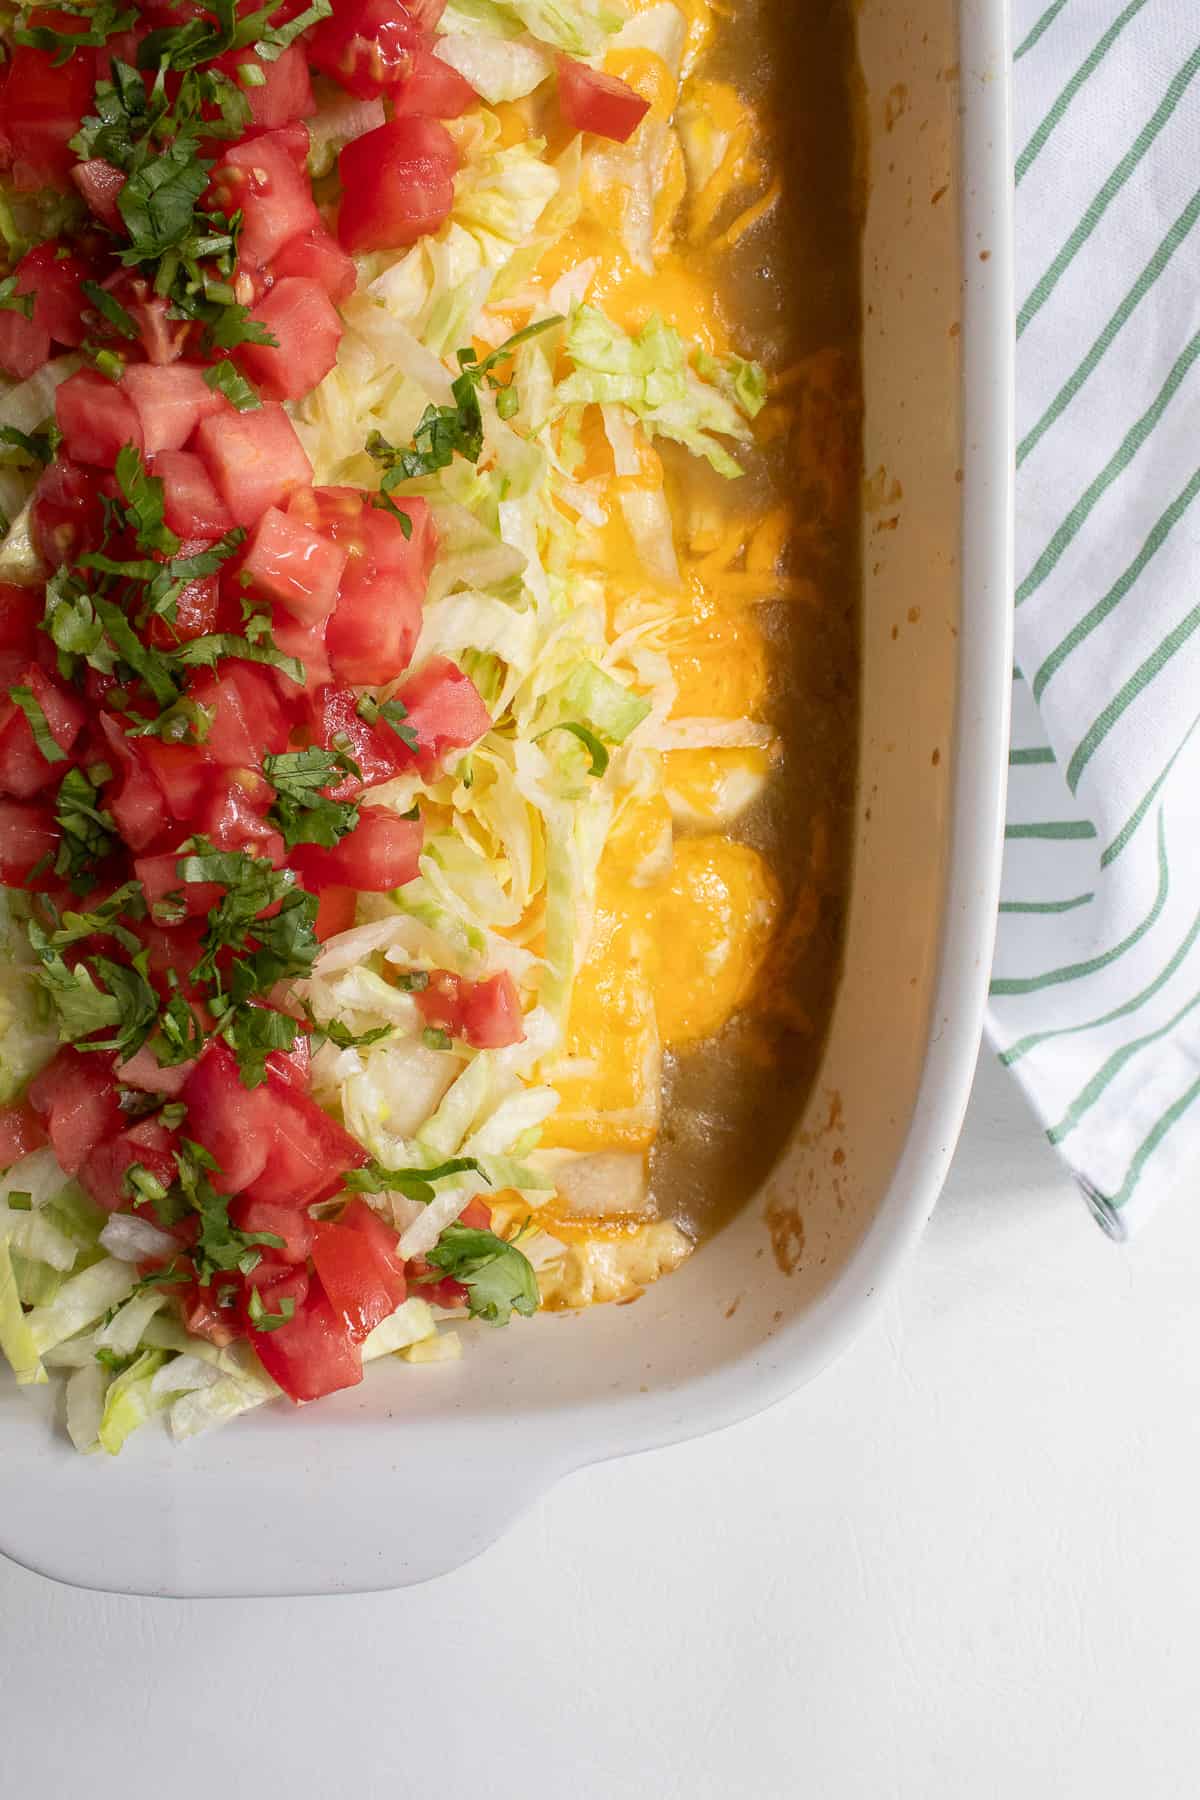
182,1279,242,1348
235,120,311,171
269,610,332,691
458,1194,492,1231
0,1098,47,1168
306,683,412,797
291,807,422,893
31,457,104,569
556,54,651,143
270,227,357,304
148,449,236,541
99,714,169,851
209,131,321,267
237,276,344,402
415,968,524,1048
182,1043,271,1193
56,368,144,469
395,654,491,774
186,660,292,767
393,46,477,118
247,1279,363,1402
72,156,125,227
0,585,43,690
135,916,207,1000
229,1195,314,1265
18,241,92,348
312,1197,407,1343
193,401,313,528
287,483,371,544
266,1025,311,1092
0,798,57,886
0,306,48,381
121,362,224,456
237,1081,367,1211
138,739,214,820
194,767,284,861
0,38,95,192
308,0,420,99
241,506,347,624
104,272,191,366
29,1048,123,1177
325,493,435,684
337,117,457,254
145,574,222,652
0,665,86,799
216,44,314,126
115,1042,193,1098
135,848,219,922
81,1118,179,1214
314,883,357,941
405,0,446,25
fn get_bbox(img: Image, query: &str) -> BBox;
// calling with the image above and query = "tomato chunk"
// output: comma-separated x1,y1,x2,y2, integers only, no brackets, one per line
0,1099,47,1168
72,156,125,227
237,277,344,403
81,1119,179,1214
31,458,105,569
99,715,169,851
314,882,357,940
325,493,435,684
194,768,284,860
186,660,292,766
291,807,423,892
122,362,224,456
137,738,214,819
148,449,236,540
312,1198,407,1343
229,1195,314,1266
392,46,477,118
216,44,314,127
248,1283,363,1403
309,0,421,100
29,1049,123,1177
0,665,86,799
270,227,357,304
0,797,57,885
337,117,457,253
0,41,95,192
0,305,49,381
135,849,221,923
194,401,313,528
56,368,144,469
307,683,413,796
182,1044,272,1194
209,131,321,267
238,1080,368,1210
18,241,92,348
395,654,491,774
241,507,348,623
556,55,651,143
415,969,525,1048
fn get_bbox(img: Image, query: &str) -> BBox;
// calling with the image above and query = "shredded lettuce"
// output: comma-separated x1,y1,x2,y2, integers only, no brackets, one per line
557,306,754,475
27,1257,136,1356
438,0,625,54
434,33,552,102
0,1238,45,1385
65,1360,109,1453
97,1349,170,1456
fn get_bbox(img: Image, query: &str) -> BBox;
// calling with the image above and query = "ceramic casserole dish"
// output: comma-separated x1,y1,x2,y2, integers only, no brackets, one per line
0,0,1012,1595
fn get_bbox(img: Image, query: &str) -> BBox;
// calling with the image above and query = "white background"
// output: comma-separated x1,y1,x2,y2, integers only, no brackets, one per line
6,1052,1200,1798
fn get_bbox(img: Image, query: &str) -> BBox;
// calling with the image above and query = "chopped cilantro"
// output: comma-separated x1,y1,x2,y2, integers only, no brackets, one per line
263,747,362,850
344,1156,486,1206
246,1286,296,1332
356,692,419,752
203,359,262,411
53,765,118,889
424,1223,539,1325
8,685,66,763
536,721,610,777
0,421,62,467
0,275,33,320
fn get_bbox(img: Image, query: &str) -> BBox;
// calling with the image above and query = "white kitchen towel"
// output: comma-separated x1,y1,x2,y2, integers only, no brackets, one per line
988,0,1200,1236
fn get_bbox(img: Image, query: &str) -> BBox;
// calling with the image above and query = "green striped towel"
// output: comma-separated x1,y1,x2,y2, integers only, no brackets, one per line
988,0,1200,1236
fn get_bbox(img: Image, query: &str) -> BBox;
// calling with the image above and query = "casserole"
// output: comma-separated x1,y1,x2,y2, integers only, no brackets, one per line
0,0,1012,1595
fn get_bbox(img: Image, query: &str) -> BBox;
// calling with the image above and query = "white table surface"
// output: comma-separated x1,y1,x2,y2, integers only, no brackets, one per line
6,1050,1200,1798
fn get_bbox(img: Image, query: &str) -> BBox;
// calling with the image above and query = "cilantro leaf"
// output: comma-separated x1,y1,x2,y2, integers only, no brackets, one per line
425,1223,539,1325
263,747,361,850
53,765,119,888
246,1287,296,1332
344,1157,487,1206
536,721,609,777
214,1001,300,1089
174,1139,284,1284
0,421,62,467
203,359,261,411
356,692,418,752
82,279,138,341
114,444,180,555
0,276,34,321
8,685,66,763
15,1,136,64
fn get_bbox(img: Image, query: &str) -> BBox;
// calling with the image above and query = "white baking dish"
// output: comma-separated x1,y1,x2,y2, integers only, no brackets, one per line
0,0,1012,1597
